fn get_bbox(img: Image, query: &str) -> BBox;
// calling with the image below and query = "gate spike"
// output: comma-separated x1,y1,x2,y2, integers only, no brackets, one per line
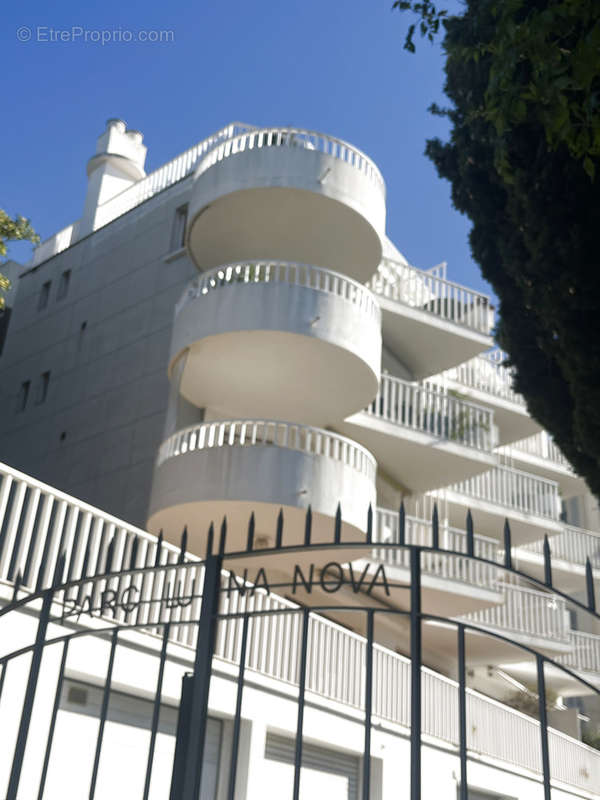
399,500,406,546
219,517,228,555
179,527,188,564
432,503,439,550
154,530,164,567
206,522,215,557
53,551,67,587
543,535,552,588
129,535,139,570
104,538,115,575
334,503,342,544
12,570,22,602
586,557,596,613
366,504,373,545
503,519,512,570
466,510,474,557
275,508,284,549
304,505,312,546
246,513,255,551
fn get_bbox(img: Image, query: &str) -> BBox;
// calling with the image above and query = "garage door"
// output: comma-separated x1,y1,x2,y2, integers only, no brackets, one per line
264,733,359,800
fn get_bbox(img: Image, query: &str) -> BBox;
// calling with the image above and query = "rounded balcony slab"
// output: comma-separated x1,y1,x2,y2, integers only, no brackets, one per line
186,128,386,282
171,263,381,426
147,420,377,562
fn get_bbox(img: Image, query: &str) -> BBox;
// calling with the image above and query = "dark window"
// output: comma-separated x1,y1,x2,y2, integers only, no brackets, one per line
0,307,12,356
57,269,71,300
16,380,30,412
171,204,188,251
38,281,51,311
36,371,51,404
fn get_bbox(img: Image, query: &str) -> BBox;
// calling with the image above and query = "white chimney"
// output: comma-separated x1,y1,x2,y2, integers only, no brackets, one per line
80,119,147,236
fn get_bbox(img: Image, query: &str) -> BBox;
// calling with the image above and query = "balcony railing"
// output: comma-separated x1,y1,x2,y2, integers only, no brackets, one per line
449,465,561,520
461,583,570,644
0,461,598,792
367,258,494,335
499,431,574,472
175,260,380,320
366,374,495,452
194,126,385,190
29,122,256,266
445,349,525,406
557,630,600,674
519,525,600,569
374,508,500,590
156,419,377,482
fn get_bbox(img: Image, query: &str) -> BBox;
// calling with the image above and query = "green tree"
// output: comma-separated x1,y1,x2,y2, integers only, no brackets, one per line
0,210,40,309
393,0,600,497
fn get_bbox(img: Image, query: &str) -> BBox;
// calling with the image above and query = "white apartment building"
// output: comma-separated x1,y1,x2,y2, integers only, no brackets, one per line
0,119,599,800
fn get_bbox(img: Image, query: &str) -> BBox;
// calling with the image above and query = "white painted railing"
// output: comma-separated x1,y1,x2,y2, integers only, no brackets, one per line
29,122,255,267
374,508,500,590
445,349,525,406
194,126,385,191
0,461,598,792
367,257,494,335
520,525,600,568
557,629,600,674
449,465,561,520
499,431,574,472
175,261,380,321
461,583,570,643
367,374,495,452
156,420,377,482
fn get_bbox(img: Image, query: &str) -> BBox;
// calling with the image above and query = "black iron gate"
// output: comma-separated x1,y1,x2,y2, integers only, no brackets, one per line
1,507,599,800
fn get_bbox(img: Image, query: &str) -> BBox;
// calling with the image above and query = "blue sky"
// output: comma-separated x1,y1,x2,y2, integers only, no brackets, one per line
1,0,494,300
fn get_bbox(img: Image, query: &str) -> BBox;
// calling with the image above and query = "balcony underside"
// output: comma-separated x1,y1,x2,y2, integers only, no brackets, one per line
379,298,492,380
513,549,598,592
502,660,600,698
444,489,563,545
188,144,385,281
338,411,496,494
446,380,542,445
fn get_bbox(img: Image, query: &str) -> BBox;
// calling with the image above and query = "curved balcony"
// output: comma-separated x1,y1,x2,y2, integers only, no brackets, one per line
338,374,497,493
515,524,600,590
497,431,586,498
368,259,494,379
170,262,381,426
443,350,542,444
441,464,563,544
147,420,376,559
186,128,386,282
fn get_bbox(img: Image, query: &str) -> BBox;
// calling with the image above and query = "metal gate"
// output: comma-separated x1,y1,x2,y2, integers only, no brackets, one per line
0,506,599,799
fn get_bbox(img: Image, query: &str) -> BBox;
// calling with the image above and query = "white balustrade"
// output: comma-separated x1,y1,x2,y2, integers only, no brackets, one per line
461,583,570,643
500,431,574,472
1,461,599,791
194,126,385,191
520,525,600,568
557,629,600,674
367,374,495,452
445,349,525,406
155,420,377,483
450,465,561,520
367,257,493,335
175,260,380,320
374,508,500,590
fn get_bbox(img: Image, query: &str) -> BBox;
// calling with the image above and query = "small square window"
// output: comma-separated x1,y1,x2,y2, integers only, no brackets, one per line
57,270,71,301
38,281,51,311
171,204,188,251
16,380,30,412
36,371,51,405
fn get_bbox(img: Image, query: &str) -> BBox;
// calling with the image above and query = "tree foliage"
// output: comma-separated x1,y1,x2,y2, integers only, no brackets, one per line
0,210,40,310
393,0,600,498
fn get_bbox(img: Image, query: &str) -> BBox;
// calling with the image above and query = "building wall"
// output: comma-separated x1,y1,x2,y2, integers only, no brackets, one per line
0,181,197,527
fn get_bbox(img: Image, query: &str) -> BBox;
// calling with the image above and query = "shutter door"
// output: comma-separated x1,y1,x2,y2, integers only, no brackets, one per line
264,733,359,800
